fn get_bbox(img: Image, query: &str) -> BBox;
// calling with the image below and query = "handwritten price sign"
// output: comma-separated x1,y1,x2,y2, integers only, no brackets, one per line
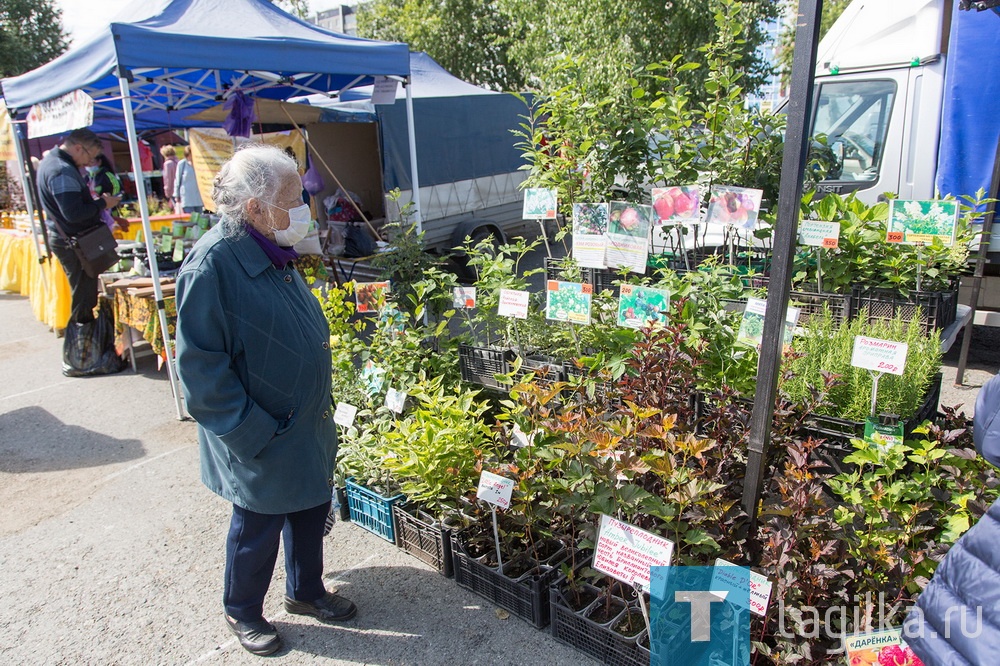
798,220,841,248
712,559,773,617
477,471,515,510
886,231,904,243
851,336,908,376
593,514,675,588
497,289,530,319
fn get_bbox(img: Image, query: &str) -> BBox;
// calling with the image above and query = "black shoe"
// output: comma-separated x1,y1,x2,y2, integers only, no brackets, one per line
224,614,282,656
284,591,357,623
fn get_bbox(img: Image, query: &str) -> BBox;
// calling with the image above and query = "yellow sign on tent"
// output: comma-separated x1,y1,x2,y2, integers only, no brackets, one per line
0,101,17,162
188,128,307,207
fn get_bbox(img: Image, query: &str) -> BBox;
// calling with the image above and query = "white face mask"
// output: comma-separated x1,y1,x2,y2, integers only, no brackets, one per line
264,201,311,247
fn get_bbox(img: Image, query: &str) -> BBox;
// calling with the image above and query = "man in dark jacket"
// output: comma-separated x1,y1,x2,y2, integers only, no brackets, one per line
37,128,121,324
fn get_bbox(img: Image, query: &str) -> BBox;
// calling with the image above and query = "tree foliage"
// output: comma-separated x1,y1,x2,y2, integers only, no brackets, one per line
777,0,851,86
358,0,781,95
268,0,310,19
0,0,68,78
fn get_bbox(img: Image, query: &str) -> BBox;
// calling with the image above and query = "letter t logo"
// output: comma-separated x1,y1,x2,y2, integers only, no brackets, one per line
675,591,728,642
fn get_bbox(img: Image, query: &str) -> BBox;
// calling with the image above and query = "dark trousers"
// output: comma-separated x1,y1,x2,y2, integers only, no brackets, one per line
49,237,98,324
224,501,330,623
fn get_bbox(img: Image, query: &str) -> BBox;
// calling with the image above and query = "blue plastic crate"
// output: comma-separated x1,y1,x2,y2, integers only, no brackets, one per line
345,477,404,542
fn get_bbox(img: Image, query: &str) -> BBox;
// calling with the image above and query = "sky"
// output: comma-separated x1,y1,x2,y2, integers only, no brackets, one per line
55,0,342,44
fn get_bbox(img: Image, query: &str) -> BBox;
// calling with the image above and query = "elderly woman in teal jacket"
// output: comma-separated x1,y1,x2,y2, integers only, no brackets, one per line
175,144,353,657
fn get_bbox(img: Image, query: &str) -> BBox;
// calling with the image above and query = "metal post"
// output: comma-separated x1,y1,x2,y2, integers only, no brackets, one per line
403,77,422,232
119,75,187,420
741,0,824,528
955,137,1000,385
10,122,49,272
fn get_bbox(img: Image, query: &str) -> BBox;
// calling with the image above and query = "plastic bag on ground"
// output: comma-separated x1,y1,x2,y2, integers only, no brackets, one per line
62,303,127,377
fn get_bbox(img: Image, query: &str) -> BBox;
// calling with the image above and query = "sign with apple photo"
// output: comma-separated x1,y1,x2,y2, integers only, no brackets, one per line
651,186,700,225
572,202,610,269
705,185,763,231
606,202,652,273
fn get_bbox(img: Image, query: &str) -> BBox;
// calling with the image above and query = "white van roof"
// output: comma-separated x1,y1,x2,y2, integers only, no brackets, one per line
815,0,947,76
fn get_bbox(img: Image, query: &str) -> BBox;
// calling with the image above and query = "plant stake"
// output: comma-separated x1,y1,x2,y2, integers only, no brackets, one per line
537,220,553,259
677,223,691,271
633,581,652,639
915,242,924,293
816,247,823,294
476,471,515,574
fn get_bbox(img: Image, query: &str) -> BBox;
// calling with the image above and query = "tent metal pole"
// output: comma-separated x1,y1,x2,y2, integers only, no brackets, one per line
10,122,50,291
404,77,422,232
741,0,823,532
118,75,187,421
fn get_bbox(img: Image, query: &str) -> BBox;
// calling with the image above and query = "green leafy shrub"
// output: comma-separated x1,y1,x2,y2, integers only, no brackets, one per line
781,308,941,421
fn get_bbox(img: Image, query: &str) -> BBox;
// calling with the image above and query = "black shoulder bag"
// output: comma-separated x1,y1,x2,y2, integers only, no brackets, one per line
51,217,120,279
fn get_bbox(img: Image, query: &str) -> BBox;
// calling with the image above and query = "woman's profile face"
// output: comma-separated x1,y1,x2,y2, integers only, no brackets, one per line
247,173,303,236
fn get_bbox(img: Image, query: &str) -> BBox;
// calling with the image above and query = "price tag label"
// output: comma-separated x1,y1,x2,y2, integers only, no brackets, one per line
886,231,904,243
333,402,358,428
712,559,773,616
452,286,477,309
821,237,839,249
477,471,515,509
798,220,840,247
593,514,675,588
497,289,530,319
851,336,908,376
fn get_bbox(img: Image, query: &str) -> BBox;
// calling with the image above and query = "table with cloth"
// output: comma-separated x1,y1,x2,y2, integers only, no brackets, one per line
115,214,191,241
0,229,71,329
107,278,176,358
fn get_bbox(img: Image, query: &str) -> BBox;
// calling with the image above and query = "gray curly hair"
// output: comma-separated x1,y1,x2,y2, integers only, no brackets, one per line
211,143,299,237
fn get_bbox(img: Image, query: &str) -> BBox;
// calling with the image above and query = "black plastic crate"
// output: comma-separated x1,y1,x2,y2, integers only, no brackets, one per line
548,557,652,666
788,289,852,325
802,373,943,470
393,504,453,577
591,267,623,297
851,286,959,335
562,361,619,404
544,256,595,284
458,344,510,390
550,587,650,666
450,530,564,629
512,354,565,388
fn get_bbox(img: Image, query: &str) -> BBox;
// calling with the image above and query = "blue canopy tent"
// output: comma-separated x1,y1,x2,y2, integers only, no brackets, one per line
1,0,412,419
299,52,528,249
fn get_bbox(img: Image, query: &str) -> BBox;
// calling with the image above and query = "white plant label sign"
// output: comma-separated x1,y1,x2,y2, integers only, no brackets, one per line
371,76,398,105
593,514,674,588
712,558,773,617
497,289,530,319
384,387,406,413
452,286,477,309
476,471,515,510
333,402,358,428
851,336,908,376
798,220,841,248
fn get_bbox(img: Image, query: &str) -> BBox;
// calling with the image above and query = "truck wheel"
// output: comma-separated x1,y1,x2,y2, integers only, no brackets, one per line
452,225,503,283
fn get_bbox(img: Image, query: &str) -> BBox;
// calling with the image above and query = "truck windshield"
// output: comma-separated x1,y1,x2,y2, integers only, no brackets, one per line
813,80,896,182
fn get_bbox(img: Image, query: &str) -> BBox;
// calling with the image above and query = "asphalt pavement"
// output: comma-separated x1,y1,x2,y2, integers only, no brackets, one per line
0,292,593,666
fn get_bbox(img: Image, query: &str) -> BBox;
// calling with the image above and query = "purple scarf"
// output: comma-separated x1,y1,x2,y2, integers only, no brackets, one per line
246,224,299,269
